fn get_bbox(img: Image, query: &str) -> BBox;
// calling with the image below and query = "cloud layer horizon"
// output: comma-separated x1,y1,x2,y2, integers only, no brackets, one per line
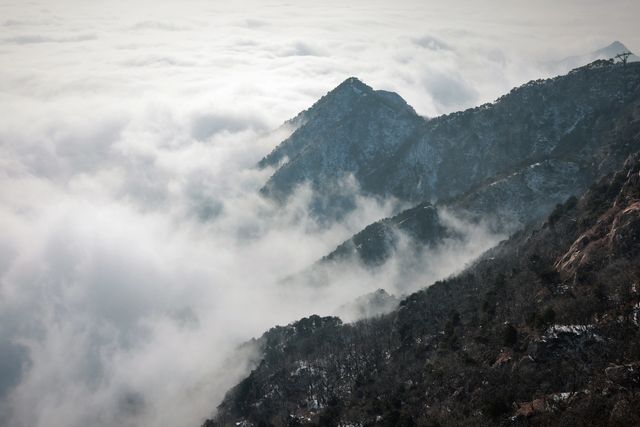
1,1,639,425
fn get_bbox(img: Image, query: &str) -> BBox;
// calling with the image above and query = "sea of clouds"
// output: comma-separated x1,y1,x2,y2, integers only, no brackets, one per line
0,0,638,426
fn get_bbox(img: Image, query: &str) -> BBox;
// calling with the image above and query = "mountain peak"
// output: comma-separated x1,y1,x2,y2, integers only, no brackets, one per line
300,76,374,119
257,76,421,199
330,76,373,96
607,40,629,51
328,77,415,114
595,40,636,59
548,40,638,73
339,76,368,86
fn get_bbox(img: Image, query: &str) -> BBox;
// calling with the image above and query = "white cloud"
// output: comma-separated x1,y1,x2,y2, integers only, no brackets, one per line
0,0,639,426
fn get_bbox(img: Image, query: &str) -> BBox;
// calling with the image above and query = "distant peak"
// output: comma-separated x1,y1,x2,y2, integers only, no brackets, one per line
596,40,634,56
608,41,628,50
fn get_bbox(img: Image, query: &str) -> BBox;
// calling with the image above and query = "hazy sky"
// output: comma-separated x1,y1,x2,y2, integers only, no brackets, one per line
2,0,639,119
0,1,639,426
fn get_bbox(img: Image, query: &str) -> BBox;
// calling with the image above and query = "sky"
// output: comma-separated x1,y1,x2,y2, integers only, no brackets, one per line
0,0,639,426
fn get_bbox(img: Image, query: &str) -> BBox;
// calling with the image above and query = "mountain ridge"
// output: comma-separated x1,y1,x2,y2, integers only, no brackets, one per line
260,61,640,225
272,60,640,279
200,47,640,427
206,153,640,426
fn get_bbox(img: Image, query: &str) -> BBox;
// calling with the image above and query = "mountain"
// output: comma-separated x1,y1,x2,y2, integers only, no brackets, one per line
205,154,640,426
323,203,448,267
201,57,640,427
259,77,421,217
260,77,419,170
261,61,640,229
278,202,461,295
548,41,640,73
593,41,639,62
271,61,640,277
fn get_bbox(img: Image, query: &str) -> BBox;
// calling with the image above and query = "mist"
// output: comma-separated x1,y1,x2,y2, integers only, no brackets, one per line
1,0,639,426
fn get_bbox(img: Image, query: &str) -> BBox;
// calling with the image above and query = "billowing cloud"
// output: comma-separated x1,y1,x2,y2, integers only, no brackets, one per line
2,33,98,44
0,0,639,426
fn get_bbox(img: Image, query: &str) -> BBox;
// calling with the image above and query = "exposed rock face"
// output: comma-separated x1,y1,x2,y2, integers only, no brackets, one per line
556,156,640,281
514,398,549,418
205,155,640,427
